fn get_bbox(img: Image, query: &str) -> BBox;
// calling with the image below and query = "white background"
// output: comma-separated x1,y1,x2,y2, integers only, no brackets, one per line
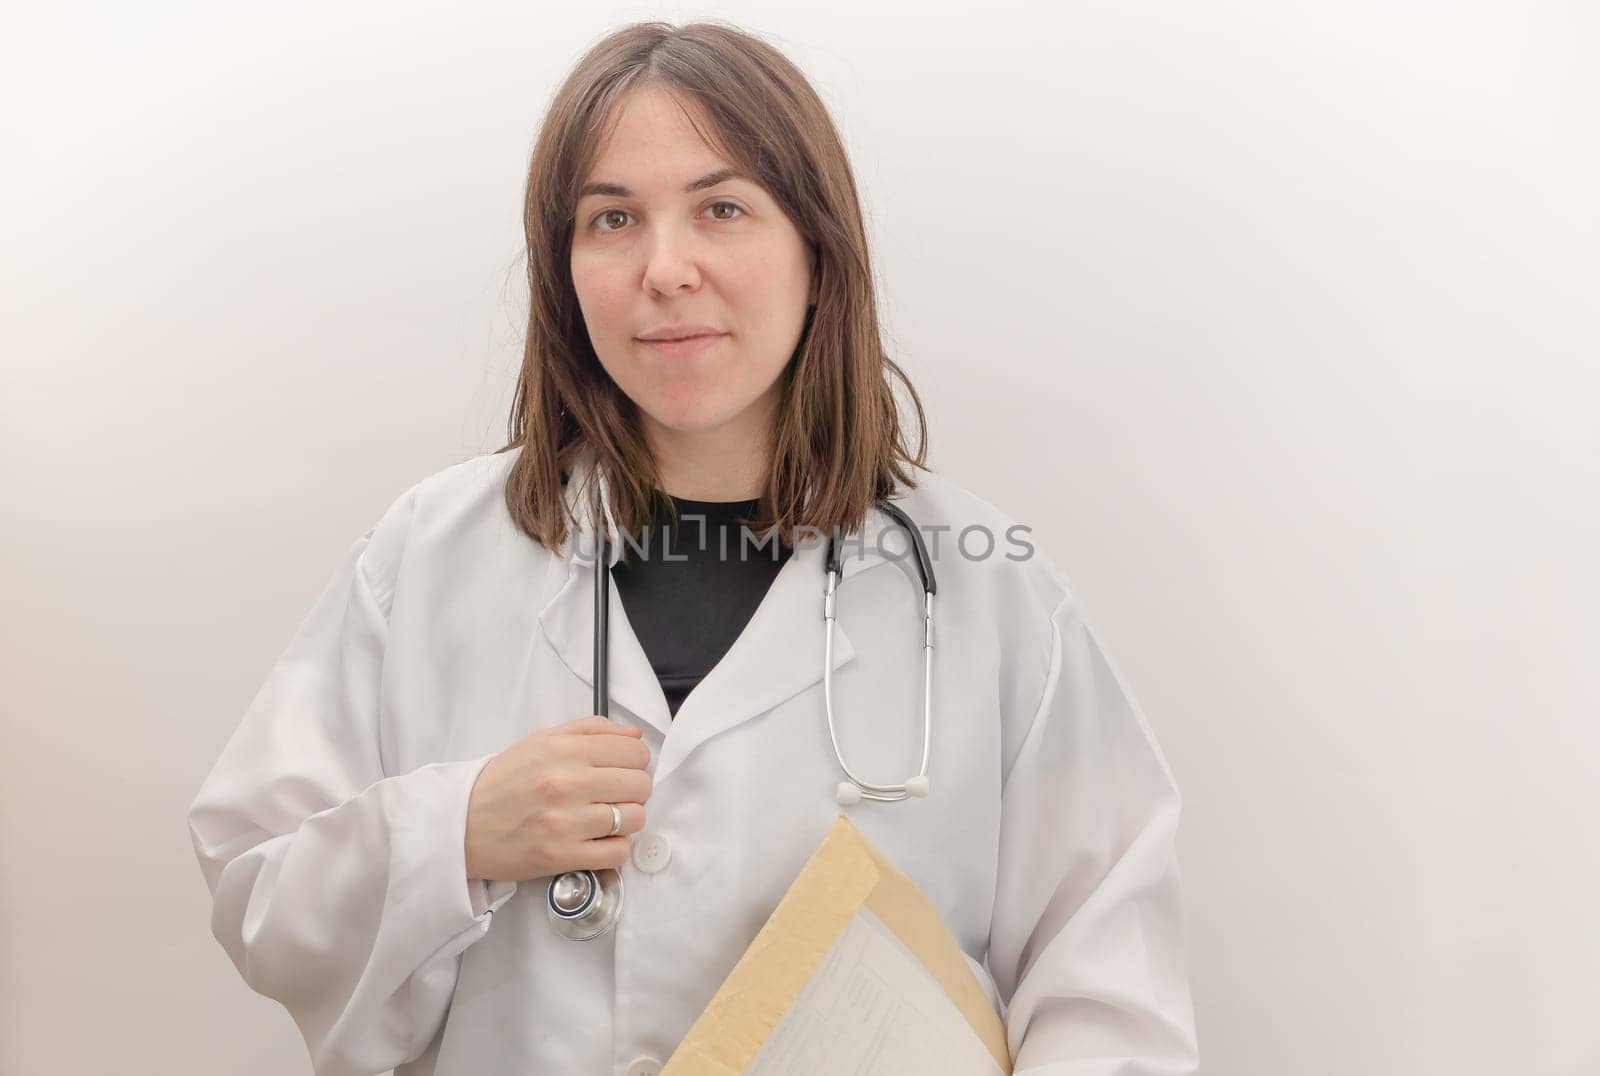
4,3,1597,1074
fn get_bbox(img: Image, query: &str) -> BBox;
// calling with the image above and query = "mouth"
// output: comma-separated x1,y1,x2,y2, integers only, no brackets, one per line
635,332,728,357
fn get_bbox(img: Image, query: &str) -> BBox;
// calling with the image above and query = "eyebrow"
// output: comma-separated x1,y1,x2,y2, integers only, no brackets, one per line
576,166,746,202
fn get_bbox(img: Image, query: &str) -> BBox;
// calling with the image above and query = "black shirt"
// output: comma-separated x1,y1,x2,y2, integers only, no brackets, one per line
609,492,793,718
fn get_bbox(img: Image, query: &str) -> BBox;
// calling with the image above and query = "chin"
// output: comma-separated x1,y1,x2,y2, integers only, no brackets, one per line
639,398,737,435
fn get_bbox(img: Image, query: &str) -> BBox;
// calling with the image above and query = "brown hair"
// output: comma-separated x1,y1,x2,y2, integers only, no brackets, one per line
495,18,928,555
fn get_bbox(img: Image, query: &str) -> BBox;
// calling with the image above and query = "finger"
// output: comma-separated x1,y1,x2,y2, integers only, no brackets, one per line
567,835,631,872
577,767,653,804
562,716,642,736
582,734,653,769
583,801,644,840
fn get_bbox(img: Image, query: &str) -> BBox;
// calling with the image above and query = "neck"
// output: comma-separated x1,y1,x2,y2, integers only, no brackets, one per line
642,405,773,502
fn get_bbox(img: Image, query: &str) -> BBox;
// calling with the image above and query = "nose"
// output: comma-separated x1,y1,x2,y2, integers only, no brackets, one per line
639,219,703,298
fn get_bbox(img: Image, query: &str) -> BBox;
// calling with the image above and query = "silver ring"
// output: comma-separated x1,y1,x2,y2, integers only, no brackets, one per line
606,803,622,837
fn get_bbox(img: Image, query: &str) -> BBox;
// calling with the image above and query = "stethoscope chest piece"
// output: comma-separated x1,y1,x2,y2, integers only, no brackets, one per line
547,867,624,941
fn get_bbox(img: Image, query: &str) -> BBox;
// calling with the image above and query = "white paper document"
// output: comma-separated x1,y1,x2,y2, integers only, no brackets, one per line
745,906,1007,1076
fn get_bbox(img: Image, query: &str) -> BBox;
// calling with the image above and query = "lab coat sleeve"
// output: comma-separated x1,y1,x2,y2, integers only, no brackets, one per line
186,488,518,1076
988,581,1199,1075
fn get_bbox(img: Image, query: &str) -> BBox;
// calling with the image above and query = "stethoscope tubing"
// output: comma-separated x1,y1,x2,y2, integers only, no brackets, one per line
543,530,625,941
594,532,609,717
823,500,936,802
549,500,937,939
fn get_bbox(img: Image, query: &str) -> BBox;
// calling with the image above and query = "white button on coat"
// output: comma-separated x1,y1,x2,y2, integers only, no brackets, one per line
625,1057,663,1076
631,832,671,874
186,445,1199,1075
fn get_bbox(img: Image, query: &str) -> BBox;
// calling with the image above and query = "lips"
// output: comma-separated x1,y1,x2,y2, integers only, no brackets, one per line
635,332,727,357
636,321,725,342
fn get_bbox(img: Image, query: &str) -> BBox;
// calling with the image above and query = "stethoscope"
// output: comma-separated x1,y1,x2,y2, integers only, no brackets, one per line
547,500,938,941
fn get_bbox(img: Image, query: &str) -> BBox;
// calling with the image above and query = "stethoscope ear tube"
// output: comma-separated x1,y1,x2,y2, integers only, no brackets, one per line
824,500,937,804
547,528,626,941
594,530,609,713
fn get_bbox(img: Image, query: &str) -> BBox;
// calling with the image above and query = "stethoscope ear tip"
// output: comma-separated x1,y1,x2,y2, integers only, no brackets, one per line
835,782,862,806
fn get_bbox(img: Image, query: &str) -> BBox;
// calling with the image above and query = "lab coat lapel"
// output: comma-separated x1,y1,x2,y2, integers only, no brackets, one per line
537,553,676,738
536,451,674,737
653,534,840,785
534,449,896,783
655,507,899,786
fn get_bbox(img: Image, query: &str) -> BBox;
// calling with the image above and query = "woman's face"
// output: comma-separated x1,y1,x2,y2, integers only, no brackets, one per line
569,84,818,455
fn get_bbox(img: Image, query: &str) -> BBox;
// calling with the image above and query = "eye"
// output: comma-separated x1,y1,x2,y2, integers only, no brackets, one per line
587,201,745,234
593,208,632,233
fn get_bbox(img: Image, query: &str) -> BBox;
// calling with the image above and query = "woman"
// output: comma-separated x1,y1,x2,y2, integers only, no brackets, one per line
187,20,1199,1076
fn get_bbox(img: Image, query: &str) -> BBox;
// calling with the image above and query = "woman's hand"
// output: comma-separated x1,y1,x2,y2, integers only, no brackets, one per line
465,715,652,882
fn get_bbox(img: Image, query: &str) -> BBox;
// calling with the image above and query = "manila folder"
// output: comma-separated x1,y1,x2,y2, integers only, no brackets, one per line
661,812,1012,1075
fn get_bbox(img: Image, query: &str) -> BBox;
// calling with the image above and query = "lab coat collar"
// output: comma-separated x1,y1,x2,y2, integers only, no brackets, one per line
536,447,898,786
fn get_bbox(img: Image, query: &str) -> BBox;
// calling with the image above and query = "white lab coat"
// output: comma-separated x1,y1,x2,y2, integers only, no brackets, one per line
187,445,1199,1076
